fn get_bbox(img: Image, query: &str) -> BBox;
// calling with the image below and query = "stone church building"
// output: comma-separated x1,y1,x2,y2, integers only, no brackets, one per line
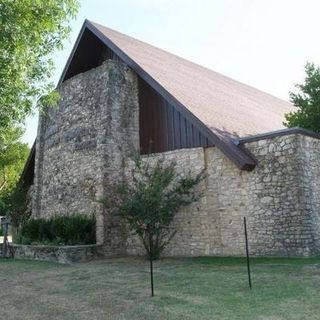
22,20,320,257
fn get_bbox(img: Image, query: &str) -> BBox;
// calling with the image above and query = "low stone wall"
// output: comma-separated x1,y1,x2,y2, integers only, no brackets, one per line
12,244,104,264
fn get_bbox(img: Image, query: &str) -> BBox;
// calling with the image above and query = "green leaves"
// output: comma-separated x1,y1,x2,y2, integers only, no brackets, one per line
0,128,29,196
104,154,205,260
0,0,79,221
284,62,320,132
0,0,79,132
0,184,31,227
16,213,96,245
0,131,30,227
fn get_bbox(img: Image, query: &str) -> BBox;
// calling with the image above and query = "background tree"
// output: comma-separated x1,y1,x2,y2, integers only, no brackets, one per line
0,128,29,194
104,154,205,261
0,185,31,228
0,128,30,225
284,62,320,132
0,0,79,223
0,0,79,135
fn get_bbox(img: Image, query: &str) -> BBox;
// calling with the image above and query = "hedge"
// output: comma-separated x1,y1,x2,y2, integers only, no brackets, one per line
16,214,96,245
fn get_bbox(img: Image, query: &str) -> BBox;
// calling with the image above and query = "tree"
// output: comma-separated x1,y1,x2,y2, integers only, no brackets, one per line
0,0,79,135
0,128,29,195
0,0,79,226
0,185,31,228
0,128,30,225
284,62,320,132
104,154,205,261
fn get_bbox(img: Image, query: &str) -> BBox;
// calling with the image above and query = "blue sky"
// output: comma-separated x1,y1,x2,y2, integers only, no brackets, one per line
23,0,320,146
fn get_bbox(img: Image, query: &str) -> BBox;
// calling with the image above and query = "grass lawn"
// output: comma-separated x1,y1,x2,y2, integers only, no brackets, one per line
1,257,320,320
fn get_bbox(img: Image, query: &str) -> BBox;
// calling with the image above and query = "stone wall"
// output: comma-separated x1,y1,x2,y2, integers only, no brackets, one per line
297,135,320,253
32,61,139,248
214,134,320,257
32,61,320,258
126,133,320,257
12,244,104,264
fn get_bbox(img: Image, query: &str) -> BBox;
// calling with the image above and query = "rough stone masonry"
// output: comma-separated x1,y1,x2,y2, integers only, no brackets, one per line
33,61,139,251
33,61,320,257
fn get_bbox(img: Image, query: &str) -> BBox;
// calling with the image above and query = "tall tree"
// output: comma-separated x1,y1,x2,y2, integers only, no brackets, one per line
0,0,79,220
0,0,79,135
284,62,320,132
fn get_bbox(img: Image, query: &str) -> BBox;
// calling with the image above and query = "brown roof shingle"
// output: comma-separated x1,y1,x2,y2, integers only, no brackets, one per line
91,21,294,139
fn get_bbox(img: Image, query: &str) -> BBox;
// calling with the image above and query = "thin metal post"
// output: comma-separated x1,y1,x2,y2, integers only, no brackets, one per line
149,234,154,297
244,217,252,289
2,223,8,258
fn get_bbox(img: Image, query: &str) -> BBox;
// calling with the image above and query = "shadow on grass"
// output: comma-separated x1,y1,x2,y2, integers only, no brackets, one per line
0,258,68,269
190,256,320,266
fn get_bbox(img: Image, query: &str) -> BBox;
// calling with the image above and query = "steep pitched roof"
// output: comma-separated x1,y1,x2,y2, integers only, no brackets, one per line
89,21,294,139
52,19,295,172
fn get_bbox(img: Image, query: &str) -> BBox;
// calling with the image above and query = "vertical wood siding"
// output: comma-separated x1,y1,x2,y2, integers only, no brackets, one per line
139,78,214,154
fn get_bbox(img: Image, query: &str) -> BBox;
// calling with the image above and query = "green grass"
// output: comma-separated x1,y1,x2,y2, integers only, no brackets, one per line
1,257,320,320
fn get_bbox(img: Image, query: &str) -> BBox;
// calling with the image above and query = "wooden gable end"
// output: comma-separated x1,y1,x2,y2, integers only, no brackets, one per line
139,79,214,154
60,26,215,155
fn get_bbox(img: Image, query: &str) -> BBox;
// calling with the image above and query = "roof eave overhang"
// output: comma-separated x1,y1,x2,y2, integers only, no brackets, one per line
236,127,320,144
19,141,36,187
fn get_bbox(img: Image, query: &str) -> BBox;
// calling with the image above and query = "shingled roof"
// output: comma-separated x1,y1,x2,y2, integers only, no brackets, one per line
89,21,294,139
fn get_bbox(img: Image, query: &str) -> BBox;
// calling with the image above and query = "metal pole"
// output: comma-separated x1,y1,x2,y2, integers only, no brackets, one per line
244,217,252,289
149,233,154,297
2,223,8,258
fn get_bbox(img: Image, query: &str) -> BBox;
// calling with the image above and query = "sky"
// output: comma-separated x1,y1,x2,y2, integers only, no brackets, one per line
23,0,320,146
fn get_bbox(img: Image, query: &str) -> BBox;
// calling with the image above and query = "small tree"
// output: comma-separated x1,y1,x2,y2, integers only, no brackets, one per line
104,154,205,261
284,62,320,132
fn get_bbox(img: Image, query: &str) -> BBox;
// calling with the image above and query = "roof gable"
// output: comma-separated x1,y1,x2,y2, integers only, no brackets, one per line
89,21,294,139
60,20,257,170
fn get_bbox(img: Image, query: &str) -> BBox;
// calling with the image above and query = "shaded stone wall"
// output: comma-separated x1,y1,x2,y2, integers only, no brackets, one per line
126,134,320,257
297,135,320,254
33,61,139,248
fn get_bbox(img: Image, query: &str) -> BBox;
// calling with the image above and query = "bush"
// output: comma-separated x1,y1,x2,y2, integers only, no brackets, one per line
16,214,96,245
